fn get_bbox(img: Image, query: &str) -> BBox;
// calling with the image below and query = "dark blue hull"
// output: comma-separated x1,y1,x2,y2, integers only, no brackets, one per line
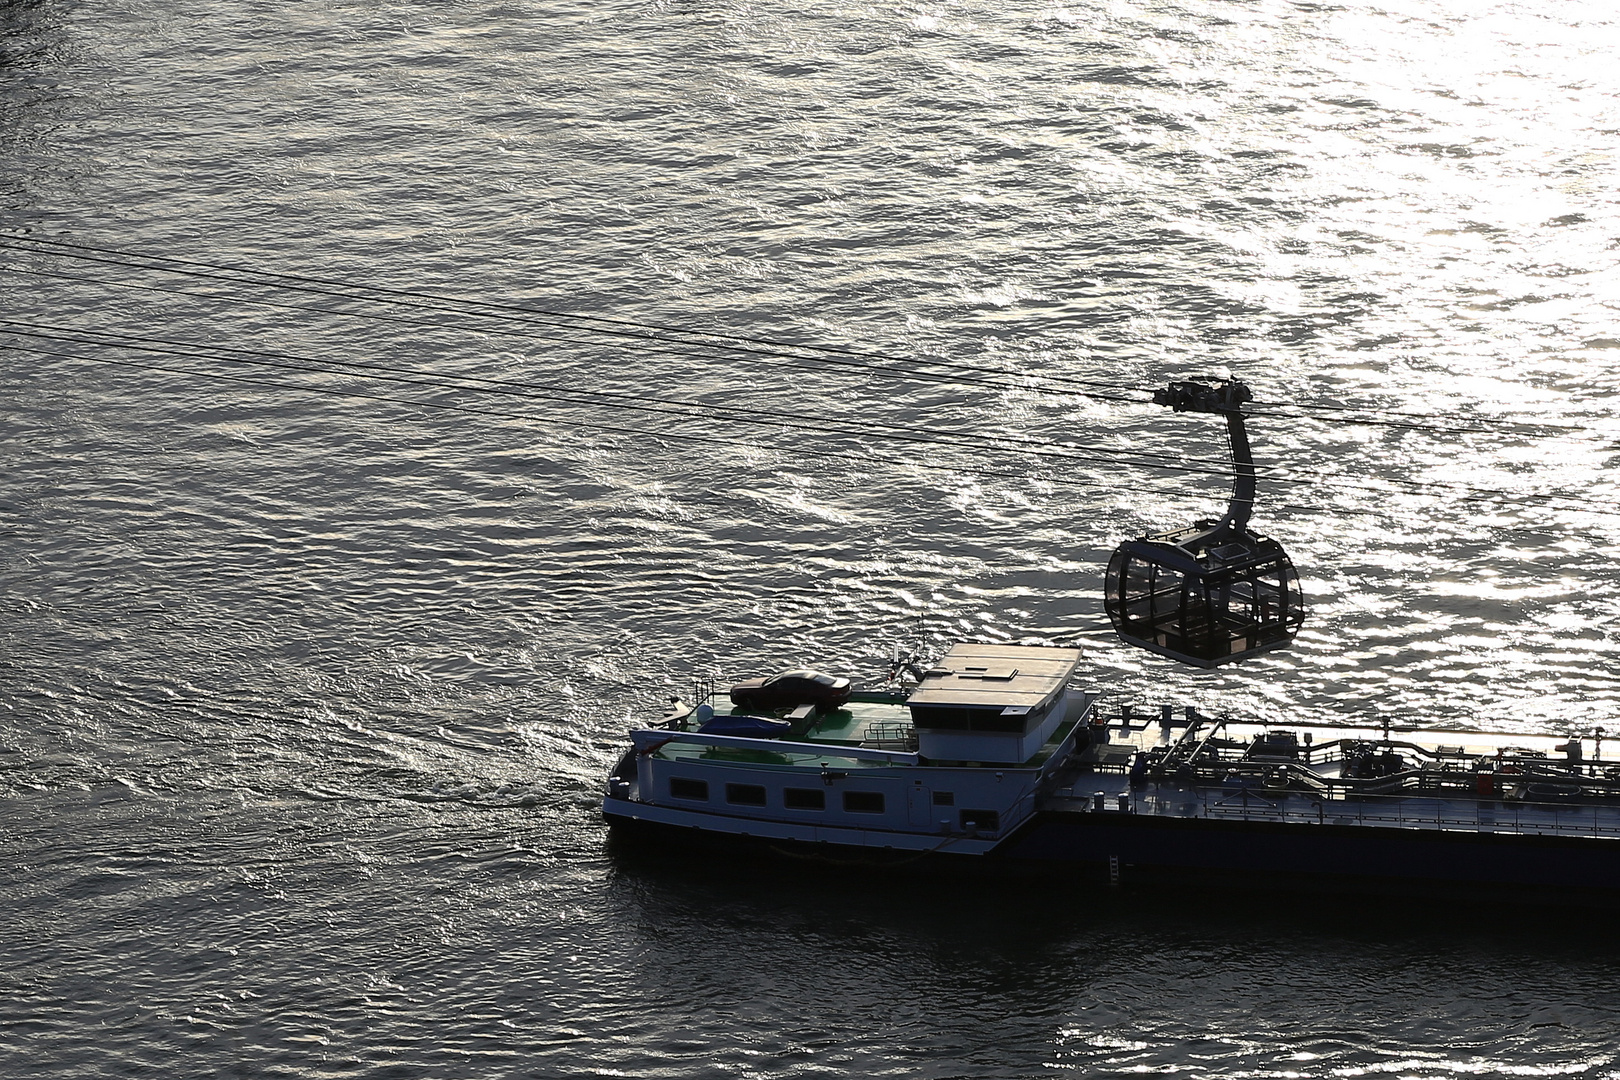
607,804,1620,905
1001,809,1620,900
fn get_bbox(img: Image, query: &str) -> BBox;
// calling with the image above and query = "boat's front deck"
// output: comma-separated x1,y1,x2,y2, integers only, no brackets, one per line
648,693,917,771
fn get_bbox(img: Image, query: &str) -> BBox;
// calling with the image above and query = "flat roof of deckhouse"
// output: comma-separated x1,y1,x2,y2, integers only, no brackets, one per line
906,642,1082,712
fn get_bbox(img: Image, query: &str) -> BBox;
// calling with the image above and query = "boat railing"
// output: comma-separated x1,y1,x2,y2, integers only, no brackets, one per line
1198,788,1620,840
861,719,917,751
631,727,920,765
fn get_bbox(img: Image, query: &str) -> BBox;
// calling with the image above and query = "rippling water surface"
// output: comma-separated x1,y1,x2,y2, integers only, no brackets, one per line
5,0,1620,1075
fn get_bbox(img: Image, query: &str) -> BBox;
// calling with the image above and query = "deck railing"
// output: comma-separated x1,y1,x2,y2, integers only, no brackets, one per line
1192,789,1620,840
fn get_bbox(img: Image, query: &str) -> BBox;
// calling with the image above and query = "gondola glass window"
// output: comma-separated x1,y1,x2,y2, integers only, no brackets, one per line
1106,531,1302,666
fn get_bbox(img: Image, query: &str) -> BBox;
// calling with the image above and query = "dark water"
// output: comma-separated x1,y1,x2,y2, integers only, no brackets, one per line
5,0,1620,1074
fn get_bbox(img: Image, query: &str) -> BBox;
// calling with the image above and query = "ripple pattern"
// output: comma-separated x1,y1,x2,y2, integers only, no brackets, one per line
5,0,1620,1075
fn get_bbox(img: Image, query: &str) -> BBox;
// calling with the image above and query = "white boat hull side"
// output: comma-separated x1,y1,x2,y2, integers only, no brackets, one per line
602,794,1003,856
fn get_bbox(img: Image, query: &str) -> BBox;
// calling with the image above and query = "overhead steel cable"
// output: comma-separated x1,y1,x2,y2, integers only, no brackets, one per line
0,233,1587,437
2,321,1613,517
0,256,1571,440
11,338,1620,530
0,321,1244,481
0,236,1583,437
0,340,1254,506
0,317,1601,510
0,319,1565,504
0,262,1153,407
0,237,1151,408
0,233,1154,396
1243,402,1596,441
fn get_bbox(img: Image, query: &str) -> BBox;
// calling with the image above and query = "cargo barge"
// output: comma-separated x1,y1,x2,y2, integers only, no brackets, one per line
602,642,1620,901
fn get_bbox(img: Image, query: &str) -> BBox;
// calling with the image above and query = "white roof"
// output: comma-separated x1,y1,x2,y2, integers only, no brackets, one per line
907,642,1082,712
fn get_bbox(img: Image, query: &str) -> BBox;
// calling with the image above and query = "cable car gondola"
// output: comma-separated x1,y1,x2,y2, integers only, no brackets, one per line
1104,379,1304,667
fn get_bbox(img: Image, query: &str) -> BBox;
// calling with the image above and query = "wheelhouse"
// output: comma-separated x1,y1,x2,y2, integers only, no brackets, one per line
906,642,1085,763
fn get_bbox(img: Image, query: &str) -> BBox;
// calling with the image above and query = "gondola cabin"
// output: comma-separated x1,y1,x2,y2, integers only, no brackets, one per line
1105,521,1302,667
1103,378,1305,667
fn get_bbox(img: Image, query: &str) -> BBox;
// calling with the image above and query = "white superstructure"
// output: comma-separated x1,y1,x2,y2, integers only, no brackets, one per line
603,643,1098,855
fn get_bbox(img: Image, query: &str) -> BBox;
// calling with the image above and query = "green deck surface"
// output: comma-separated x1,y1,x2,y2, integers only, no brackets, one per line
652,697,914,769
794,700,911,744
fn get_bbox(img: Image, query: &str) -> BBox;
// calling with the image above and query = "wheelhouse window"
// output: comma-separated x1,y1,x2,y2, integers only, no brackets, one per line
783,788,825,810
842,791,885,814
725,783,767,806
669,778,709,801
908,706,1033,733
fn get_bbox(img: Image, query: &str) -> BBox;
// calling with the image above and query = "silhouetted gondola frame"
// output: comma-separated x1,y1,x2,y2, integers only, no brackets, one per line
1104,380,1304,667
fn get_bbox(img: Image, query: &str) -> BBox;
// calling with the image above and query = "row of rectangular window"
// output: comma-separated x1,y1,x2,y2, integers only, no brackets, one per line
660,780,991,835
670,779,960,808
665,778,997,830
668,778,884,813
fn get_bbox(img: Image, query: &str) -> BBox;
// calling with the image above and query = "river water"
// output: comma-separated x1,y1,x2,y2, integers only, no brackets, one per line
5,0,1620,1075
